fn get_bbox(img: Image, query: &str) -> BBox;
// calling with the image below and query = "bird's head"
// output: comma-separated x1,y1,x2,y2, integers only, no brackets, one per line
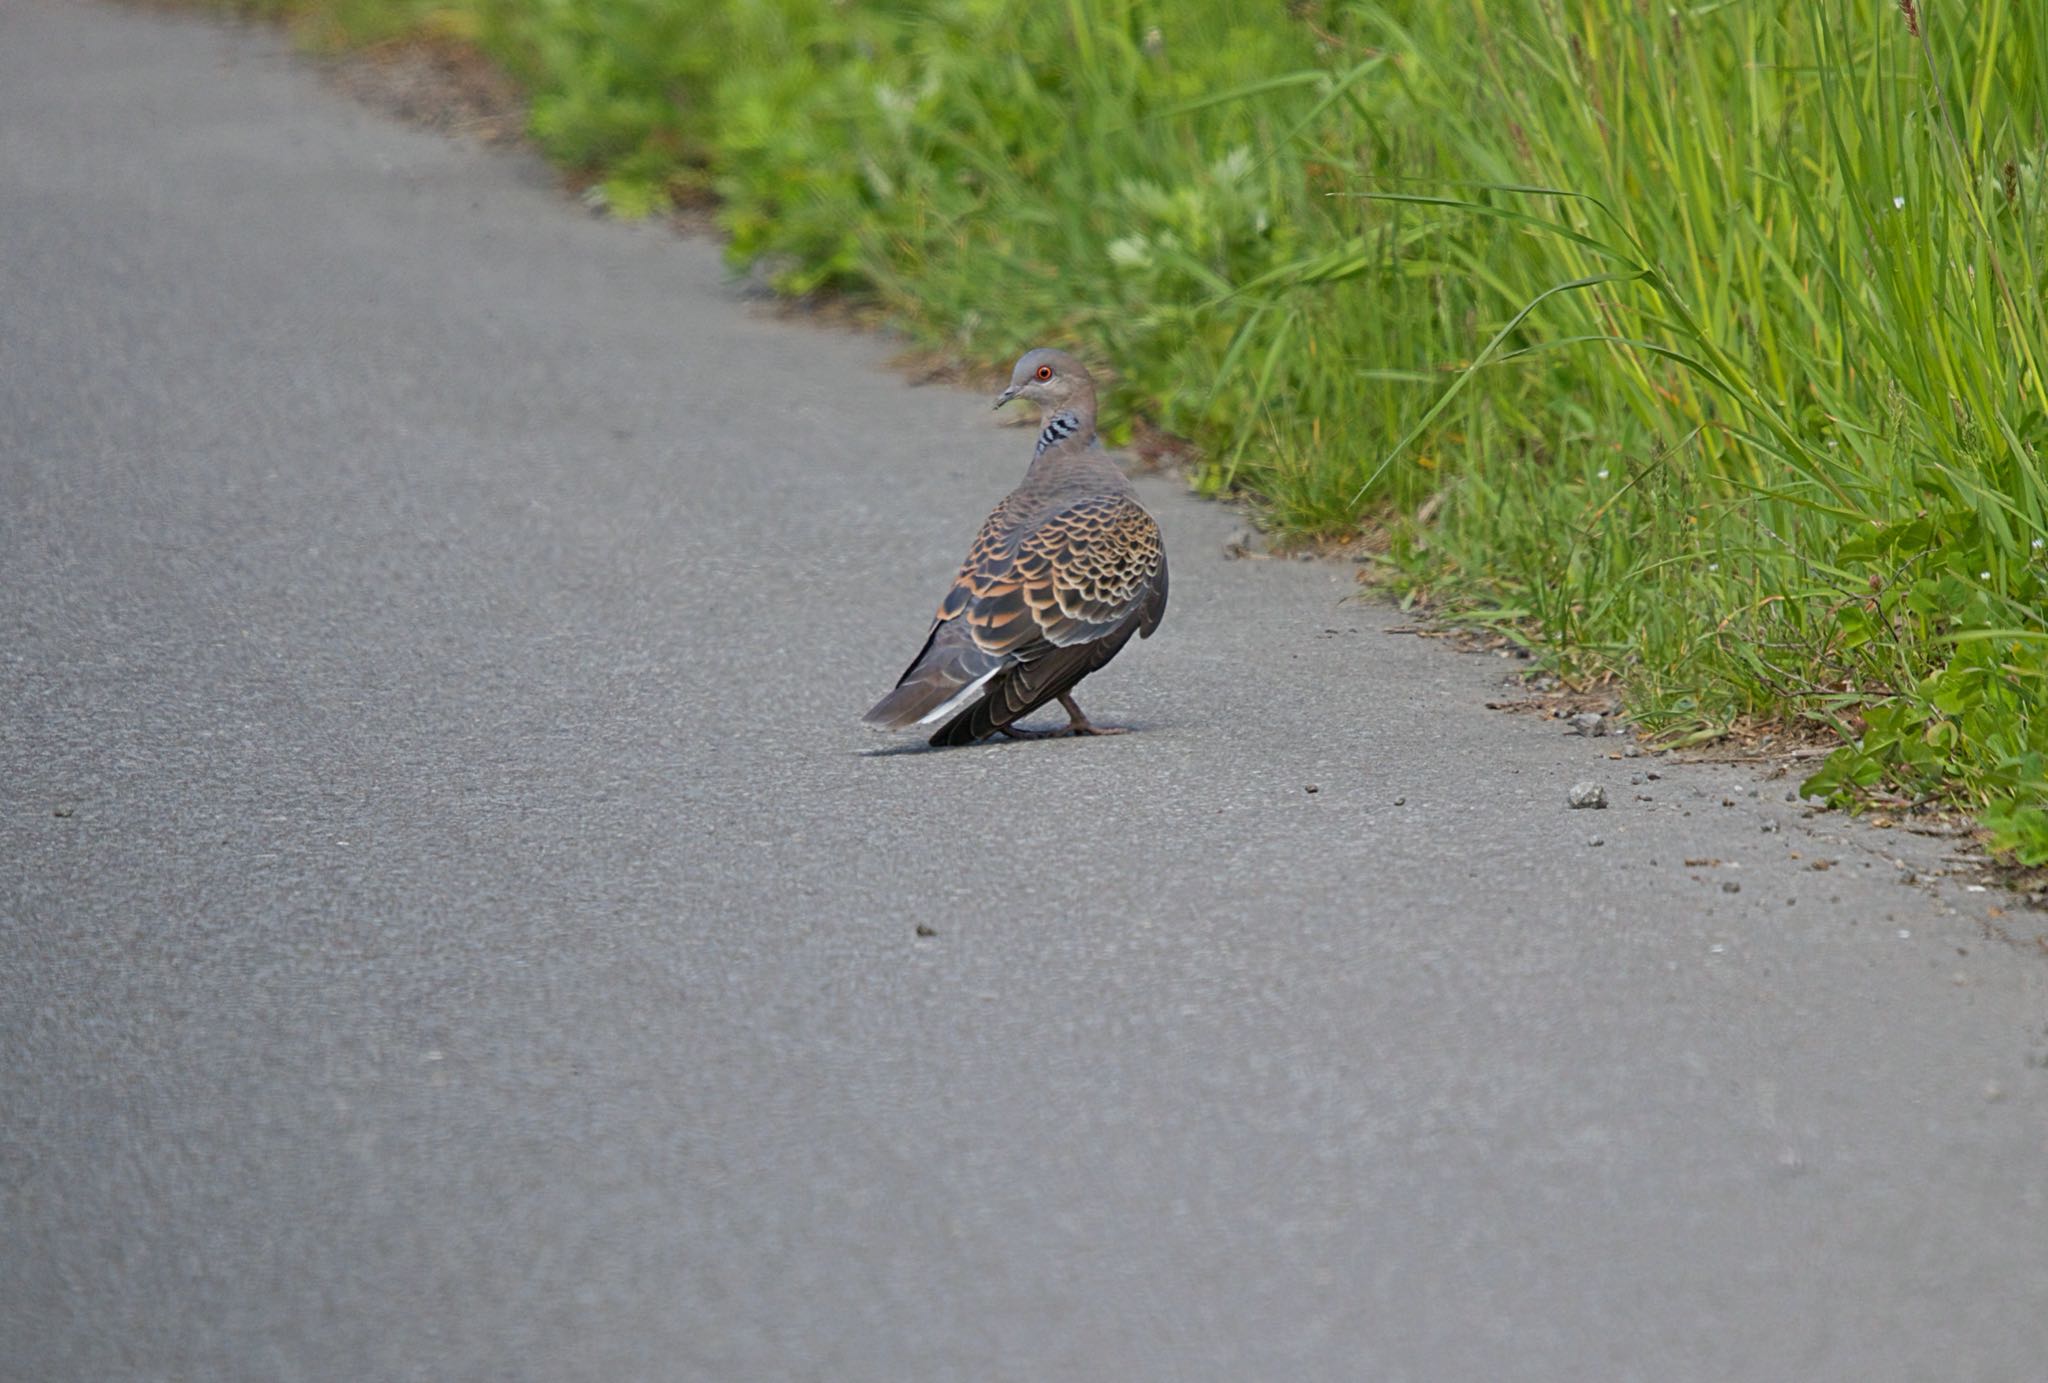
994,348,1091,413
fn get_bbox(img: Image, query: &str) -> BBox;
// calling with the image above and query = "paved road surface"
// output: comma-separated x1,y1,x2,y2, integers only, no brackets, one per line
4,3,2046,1379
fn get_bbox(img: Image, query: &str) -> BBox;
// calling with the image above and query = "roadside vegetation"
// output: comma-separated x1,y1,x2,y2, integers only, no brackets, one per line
249,0,2047,860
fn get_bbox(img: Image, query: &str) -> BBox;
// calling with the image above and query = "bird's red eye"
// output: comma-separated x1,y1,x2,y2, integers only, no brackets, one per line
1034,365,1053,381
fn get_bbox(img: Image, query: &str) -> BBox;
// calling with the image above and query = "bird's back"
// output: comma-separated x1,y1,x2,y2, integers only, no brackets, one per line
981,440,1135,545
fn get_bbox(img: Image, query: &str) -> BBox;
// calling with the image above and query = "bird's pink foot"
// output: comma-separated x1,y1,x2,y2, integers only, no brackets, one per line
1056,695,1128,737
996,696,1131,741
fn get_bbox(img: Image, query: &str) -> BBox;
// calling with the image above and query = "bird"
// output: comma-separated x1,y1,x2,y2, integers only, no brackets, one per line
863,347,1169,747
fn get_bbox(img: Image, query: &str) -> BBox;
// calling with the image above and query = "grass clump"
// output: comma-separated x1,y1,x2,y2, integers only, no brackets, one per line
237,0,2048,859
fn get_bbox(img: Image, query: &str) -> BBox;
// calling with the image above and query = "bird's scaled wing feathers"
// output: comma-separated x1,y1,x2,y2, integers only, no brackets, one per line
941,492,1165,657
863,492,1165,734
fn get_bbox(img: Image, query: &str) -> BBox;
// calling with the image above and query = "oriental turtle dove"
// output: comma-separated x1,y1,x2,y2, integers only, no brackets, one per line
863,348,1169,746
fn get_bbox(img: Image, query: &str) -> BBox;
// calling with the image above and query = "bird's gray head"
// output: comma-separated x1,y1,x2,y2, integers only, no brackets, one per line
993,348,1093,413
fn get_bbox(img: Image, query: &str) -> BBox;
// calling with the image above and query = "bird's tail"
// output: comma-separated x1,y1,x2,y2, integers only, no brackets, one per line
862,621,1005,731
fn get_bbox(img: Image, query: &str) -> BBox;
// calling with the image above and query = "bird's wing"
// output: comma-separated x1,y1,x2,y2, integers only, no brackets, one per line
940,492,1166,658
863,492,1164,733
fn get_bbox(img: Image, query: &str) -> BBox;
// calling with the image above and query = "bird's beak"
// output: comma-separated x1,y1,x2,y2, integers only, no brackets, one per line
993,386,1017,411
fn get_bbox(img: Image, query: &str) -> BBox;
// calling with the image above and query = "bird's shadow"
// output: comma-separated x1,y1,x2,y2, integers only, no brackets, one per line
856,721,1159,758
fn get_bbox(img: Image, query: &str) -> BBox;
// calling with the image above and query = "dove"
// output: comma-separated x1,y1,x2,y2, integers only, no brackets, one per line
863,348,1168,747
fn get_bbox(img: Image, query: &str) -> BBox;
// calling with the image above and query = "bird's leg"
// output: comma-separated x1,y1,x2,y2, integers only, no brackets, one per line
1057,694,1129,737
995,695,1129,740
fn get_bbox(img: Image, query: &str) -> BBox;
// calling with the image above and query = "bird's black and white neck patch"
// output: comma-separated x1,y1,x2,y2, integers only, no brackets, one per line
1035,411,1087,456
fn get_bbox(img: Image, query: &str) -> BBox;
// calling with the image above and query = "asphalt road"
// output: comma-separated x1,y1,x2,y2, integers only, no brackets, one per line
4,3,2046,1379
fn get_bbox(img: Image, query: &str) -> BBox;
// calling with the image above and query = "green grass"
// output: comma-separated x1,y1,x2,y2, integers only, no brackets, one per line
251,0,2048,860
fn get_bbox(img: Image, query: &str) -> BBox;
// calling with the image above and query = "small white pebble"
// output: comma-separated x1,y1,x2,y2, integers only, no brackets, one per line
1898,929,1912,940
1965,884,1987,893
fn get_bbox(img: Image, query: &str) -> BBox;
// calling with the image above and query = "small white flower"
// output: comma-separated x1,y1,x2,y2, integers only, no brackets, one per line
1893,195,1907,209
2033,538,2044,550
1596,468,1609,479
1980,571,1992,580
1106,236,1152,269
1708,562,1720,572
